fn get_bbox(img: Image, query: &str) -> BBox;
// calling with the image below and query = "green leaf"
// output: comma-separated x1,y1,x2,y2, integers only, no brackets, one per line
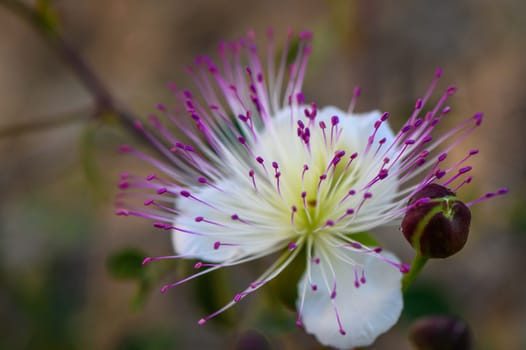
107,248,147,280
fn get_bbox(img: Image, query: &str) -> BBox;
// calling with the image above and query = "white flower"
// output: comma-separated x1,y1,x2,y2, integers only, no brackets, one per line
116,30,490,349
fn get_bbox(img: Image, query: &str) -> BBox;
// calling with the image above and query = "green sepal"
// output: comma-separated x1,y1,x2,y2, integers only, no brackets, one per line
348,231,382,247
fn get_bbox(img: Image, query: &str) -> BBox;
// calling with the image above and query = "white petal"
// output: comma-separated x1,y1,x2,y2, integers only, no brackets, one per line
298,248,403,349
172,182,289,263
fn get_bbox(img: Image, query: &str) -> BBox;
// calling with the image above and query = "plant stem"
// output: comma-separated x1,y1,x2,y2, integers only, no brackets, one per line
402,254,428,293
0,109,87,138
0,0,152,146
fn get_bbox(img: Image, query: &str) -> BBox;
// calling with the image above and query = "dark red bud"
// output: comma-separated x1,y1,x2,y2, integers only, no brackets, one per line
409,316,472,350
402,184,471,258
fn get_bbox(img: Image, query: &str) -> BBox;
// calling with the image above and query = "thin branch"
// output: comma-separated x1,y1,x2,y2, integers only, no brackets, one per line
0,0,151,146
0,109,87,138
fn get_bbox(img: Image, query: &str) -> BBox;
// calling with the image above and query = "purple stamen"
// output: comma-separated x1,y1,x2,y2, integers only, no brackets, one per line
349,242,362,249
442,166,472,187
301,191,308,209
115,208,129,216
347,85,361,114
301,164,309,186
339,189,356,205
318,174,327,190
354,267,361,288
231,214,251,225
330,283,337,299
330,116,340,146
291,205,297,225
466,187,508,207
249,169,257,191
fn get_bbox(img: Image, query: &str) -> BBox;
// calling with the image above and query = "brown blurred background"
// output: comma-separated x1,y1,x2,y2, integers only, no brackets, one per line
0,0,525,349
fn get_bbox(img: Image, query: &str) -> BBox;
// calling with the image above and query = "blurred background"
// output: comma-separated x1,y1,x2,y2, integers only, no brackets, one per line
0,0,525,349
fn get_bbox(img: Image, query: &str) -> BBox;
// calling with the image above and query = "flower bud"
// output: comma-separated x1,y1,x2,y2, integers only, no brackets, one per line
409,316,472,350
401,184,471,258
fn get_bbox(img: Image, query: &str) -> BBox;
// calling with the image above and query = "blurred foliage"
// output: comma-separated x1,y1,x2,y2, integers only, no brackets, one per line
267,250,306,312
252,298,297,336
285,35,301,66
106,248,157,311
402,281,452,322
0,253,85,350
107,248,146,280
510,193,526,234
192,264,238,326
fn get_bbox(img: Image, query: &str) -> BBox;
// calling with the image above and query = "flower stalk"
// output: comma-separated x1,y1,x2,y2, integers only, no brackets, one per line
401,253,429,293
